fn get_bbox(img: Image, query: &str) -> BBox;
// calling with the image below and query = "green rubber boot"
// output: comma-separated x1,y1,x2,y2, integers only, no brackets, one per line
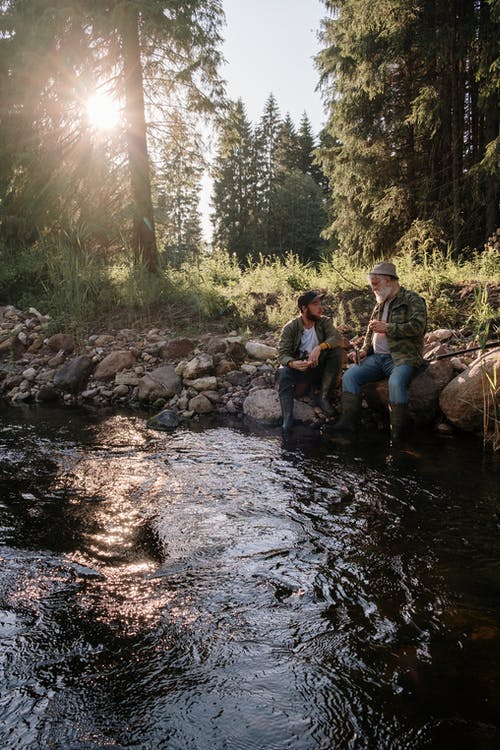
389,403,408,442
331,392,361,434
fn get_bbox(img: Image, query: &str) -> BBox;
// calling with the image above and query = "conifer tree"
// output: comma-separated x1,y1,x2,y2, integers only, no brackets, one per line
211,100,258,262
317,0,498,260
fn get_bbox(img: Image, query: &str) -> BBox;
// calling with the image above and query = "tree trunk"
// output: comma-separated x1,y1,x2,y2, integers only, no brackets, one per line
121,6,159,272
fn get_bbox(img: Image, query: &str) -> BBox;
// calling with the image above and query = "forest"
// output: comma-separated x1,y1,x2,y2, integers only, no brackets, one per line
0,0,498,330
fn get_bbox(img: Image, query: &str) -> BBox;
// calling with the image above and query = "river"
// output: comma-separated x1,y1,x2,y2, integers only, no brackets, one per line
0,404,499,749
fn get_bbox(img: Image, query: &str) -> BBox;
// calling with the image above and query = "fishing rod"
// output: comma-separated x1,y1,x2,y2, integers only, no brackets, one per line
427,340,500,361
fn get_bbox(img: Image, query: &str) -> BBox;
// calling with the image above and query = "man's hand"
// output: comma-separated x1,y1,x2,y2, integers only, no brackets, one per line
368,319,388,333
307,345,322,366
289,360,311,371
347,348,367,364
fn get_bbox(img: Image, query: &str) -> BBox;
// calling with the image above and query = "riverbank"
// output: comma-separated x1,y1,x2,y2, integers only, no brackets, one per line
1,291,498,449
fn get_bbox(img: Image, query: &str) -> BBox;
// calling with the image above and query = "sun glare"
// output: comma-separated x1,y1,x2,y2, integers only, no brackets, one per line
86,93,120,130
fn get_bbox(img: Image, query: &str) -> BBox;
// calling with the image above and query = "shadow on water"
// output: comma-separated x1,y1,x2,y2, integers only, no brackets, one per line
0,403,499,749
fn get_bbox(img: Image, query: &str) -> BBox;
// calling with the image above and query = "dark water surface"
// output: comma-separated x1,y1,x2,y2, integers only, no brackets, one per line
0,405,499,750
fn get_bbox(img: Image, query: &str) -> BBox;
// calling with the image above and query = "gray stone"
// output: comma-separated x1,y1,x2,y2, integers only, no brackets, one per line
243,387,316,426
138,365,182,402
147,409,181,431
183,353,214,379
189,375,218,392
53,355,94,393
94,350,137,380
439,348,500,434
188,393,214,413
245,340,278,360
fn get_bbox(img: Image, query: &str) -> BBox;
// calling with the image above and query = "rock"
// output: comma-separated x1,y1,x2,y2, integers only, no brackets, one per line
93,334,115,346
188,393,214,413
113,384,129,397
205,336,228,355
22,367,37,381
159,337,197,360
189,376,218,392
426,328,454,343
214,359,237,376
243,387,316,426
47,333,75,353
182,353,214,379
241,364,258,375
224,370,251,387
36,385,59,403
114,372,140,386
147,409,181,431
47,351,66,368
138,365,182,402
53,355,94,393
408,359,455,424
245,340,278,360
439,348,500,434
226,341,247,363
94,350,137,381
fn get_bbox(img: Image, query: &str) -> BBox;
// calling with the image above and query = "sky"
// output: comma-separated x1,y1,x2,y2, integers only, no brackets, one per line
200,0,327,241
220,0,327,131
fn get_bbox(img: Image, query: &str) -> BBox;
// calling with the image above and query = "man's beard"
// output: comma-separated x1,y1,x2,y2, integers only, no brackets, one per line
305,308,321,321
374,281,393,304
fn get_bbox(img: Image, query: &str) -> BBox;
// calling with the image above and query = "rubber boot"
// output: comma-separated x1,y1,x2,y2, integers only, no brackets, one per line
331,392,361,434
279,394,295,433
317,350,342,416
389,403,408,443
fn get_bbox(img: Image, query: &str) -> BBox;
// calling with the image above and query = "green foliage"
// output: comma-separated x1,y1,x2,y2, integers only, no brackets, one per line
317,0,500,261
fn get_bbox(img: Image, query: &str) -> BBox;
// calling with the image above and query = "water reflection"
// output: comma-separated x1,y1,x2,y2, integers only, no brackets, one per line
0,405,498,749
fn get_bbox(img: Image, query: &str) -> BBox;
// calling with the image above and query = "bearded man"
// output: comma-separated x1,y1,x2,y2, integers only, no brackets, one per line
332,261,427,441
277,290,344,432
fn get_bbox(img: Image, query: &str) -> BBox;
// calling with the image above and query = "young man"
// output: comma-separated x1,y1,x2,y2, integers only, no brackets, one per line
277,290,343,431
333,261,427,441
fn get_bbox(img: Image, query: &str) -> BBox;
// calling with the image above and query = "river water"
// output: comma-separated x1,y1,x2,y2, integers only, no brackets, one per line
0,405,499,750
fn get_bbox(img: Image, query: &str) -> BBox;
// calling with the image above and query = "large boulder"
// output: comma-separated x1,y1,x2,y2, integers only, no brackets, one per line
138,365,181,402
439,348,500,434
243,387,316,426
53,355,94,393
360,358,455,425
93,350,137,381
408,359,455,424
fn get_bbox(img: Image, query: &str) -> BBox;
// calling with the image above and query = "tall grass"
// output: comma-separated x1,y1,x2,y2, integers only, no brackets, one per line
1,238,498,336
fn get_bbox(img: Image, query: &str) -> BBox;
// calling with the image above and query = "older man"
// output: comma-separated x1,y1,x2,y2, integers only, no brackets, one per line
277,290,344,431
333,261,427,441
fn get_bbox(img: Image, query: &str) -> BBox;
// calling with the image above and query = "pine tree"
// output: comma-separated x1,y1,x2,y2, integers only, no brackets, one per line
211,100,258,262
317,0,499,260
157,111,205,268
0,0,225,271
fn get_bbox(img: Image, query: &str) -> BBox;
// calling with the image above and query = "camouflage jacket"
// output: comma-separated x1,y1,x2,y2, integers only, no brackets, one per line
363,287,427,367
278,316,342,366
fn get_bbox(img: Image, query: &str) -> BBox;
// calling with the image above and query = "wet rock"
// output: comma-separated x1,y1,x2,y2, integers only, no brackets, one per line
53,355,94,393
36,385,59,403
147,409,181,431
189,393,214,413
138,365,182,402
94,350,137,381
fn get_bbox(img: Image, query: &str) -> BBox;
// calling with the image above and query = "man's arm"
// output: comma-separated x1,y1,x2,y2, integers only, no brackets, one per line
278,320,298,366
386,293,427,338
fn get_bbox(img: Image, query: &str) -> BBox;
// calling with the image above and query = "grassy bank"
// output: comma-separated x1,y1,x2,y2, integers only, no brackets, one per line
1,239,499,341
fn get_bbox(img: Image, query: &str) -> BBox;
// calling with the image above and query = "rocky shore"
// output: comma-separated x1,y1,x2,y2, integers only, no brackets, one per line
0,304,498,445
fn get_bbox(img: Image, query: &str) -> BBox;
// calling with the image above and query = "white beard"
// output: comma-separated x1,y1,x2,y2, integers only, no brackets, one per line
374,282,393,304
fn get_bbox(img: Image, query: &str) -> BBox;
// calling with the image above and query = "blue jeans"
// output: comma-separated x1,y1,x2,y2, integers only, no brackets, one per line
342,354,416,404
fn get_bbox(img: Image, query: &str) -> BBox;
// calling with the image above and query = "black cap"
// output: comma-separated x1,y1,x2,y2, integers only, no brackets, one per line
298,290,323,309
